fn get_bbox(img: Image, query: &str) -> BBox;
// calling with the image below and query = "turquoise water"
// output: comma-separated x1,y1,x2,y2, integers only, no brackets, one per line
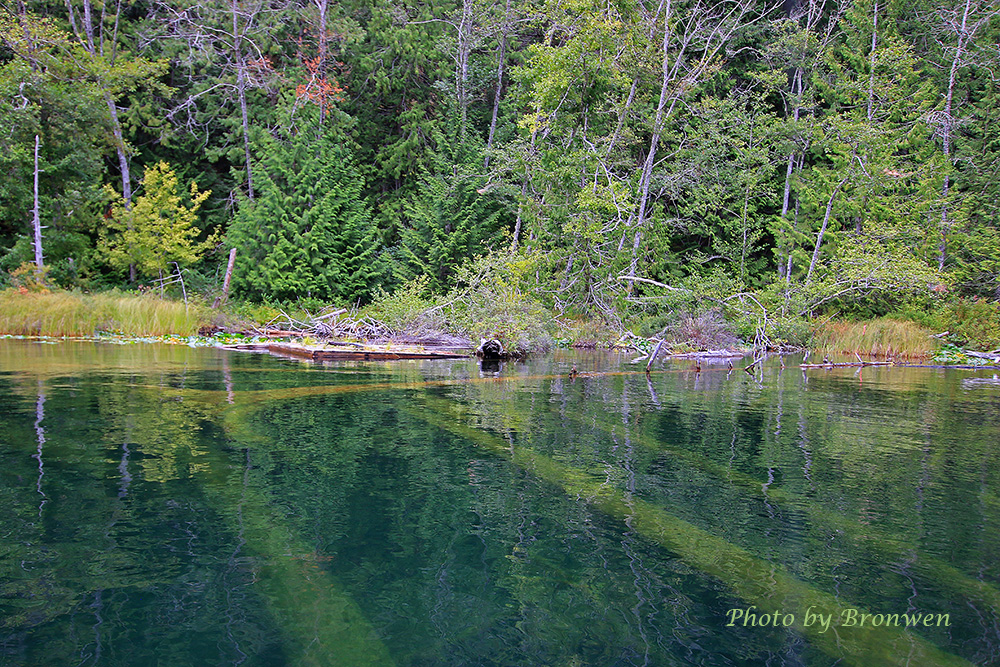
1,340,998,666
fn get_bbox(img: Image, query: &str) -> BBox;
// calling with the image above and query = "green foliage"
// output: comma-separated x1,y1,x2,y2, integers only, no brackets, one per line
936,298,1000,351
443,251,554,355
397,161,512,292
227,107,386,304
668,93,781,287
0,9,167,267
932,343,991,366
101,162,213,279
3,0,1000,347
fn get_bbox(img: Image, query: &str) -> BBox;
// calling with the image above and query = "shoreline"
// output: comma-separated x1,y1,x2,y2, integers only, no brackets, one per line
4,334,1000,371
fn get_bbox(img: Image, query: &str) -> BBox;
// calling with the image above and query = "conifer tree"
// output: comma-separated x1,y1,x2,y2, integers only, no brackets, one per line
396,136,512,292
227,105,384,304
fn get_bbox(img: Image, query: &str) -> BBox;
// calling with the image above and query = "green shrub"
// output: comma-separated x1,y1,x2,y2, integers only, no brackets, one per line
443,252,553,356
364,276,444,335
937,298,1000,351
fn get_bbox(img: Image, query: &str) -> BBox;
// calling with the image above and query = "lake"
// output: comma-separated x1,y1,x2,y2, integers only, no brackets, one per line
1,339,998,666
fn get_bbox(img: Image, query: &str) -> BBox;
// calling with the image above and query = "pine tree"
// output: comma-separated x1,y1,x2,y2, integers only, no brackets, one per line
396,136,512,293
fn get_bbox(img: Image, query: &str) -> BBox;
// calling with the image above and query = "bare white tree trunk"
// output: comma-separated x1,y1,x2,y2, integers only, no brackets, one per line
233,0,254,199
806,175,850,285
778,67,803,281
214,248,238,308
937,0,974,272
33,134,43,270
484,0,511,169
315,0,329,124
456,0,474,140
865,1,878,124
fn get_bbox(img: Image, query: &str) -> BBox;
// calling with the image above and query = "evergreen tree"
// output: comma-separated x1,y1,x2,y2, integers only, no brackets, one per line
227,105,384,304
397,136,513,293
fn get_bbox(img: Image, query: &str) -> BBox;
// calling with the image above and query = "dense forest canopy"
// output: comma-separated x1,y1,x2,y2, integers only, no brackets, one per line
1,0,999,330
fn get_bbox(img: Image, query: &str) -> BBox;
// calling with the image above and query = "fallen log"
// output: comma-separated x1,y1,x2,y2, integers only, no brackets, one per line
646,339,665,372
800,361,893,368
965,351,1000,363
267,342,471,361
260,329,302,338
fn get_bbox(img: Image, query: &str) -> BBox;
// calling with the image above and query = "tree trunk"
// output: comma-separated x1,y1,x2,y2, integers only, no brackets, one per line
510,180,526,251
806,175,850,285
457,0,474,141
865,1,878,124
233,0,254,199
607,0,666,160
779,67,803,280
316,0,328,124
856,0,880,236
938,0,972,272
629,0,676,274
74,0,136,276
33,134,43,270
214,248,238,308
484,0,511,170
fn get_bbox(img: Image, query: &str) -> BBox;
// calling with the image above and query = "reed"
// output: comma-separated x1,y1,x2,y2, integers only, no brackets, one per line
0,289,210,337
811,317,937,359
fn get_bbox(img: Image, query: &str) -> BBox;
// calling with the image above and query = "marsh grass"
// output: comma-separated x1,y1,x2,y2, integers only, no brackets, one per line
812,318,937,359
0,289,210,337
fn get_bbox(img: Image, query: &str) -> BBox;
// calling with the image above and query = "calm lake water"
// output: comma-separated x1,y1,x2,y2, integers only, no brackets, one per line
1,339,999,666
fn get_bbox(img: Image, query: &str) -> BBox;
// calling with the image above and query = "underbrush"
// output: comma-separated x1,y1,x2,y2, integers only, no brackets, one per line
0,289,211,337
936,299,1000,351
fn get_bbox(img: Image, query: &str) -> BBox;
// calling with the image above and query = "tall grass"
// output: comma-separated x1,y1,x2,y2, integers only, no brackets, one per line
0,289,211,337
811,318,938,359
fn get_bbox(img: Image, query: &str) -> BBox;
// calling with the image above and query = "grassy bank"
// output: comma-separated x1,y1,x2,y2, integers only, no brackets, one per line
3,285,997,367
811,318,939,359
0,289,212,337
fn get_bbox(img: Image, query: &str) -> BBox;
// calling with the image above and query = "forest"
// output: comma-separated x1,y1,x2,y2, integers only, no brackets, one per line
2,0,999,351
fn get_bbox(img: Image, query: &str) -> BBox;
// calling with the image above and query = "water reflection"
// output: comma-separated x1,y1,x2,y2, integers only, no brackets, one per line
0,341,998,665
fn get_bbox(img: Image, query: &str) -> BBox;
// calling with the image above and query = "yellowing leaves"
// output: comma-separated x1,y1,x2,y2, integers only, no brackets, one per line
100,162,214,279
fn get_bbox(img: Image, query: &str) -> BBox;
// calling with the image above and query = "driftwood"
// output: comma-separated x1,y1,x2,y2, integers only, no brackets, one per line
267,342,470,362
965,351,1000,363
260,329,302,337
667,349,746,359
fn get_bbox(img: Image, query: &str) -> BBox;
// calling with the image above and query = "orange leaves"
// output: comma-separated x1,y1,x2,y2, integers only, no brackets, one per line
294,52,346,109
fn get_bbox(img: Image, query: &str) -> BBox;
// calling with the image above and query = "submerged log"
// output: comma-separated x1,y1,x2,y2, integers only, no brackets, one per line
267,342,471,361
